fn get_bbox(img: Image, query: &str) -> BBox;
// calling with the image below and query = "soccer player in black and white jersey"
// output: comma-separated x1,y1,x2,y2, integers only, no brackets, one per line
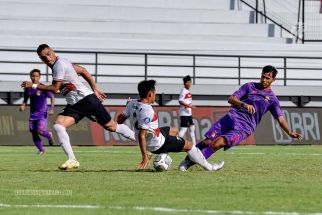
117,80,224,171
21,44,135,170
178,75,196,145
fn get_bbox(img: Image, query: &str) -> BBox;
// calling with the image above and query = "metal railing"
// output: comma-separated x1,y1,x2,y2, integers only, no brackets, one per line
239,0,322,43
1,49,322,86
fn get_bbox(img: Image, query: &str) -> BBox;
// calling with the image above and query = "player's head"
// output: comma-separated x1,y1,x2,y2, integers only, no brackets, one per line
138,80,156,103
183,75,192,89
260,65,277,88
37,44,57,67
30,69,41,84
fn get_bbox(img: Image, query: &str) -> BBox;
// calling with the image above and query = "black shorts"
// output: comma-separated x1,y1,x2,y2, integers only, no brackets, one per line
59,94,111,125
152,126,185,154
180,116,194,127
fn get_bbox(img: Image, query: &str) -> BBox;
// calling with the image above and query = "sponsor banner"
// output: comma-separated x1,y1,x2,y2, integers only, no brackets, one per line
92,106,255,146
0,106,92,146
0,106,321,146
255,108,321,145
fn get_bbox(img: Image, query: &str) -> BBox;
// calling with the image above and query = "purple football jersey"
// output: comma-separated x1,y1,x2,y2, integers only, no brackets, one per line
229,82,283,134
23,83,53,120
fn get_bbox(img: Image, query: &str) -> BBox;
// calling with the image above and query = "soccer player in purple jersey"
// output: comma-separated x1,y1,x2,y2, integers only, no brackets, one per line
178,65,303,171
20,69,55,154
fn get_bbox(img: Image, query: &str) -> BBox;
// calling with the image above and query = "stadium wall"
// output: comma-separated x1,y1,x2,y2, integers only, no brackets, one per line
0,106,320,146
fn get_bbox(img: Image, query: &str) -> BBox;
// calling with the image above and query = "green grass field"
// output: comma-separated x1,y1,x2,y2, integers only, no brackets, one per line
0,145,322,215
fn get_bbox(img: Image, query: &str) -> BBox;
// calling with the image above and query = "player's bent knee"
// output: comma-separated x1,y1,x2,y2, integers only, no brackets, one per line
182,140,192,152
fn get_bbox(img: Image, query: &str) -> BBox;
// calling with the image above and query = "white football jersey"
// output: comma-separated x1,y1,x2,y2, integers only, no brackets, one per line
178,88,192,116
122,99,165,152
52,57,93,105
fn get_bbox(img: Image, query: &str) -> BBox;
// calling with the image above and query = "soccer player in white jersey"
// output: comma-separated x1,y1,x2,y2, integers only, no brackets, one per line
117,80,224,171
178,75,197,145
21,44,135,170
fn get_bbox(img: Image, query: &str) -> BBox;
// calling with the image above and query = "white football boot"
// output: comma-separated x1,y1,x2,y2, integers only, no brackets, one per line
211,160,225,171
59,159,80,170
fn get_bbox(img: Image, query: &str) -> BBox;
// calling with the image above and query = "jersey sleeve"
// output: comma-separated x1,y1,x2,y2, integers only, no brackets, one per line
269,97,284,119
137,106,154,130
52,60,65,81
232,83,251,99
178,88,185,102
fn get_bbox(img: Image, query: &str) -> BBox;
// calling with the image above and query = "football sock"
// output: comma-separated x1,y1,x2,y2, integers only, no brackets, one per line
32,132,44,152
115,124,136,141
196,140,207,150
201,145,215,159
179,127,188,138
187,145,212,170
184,140,212,169
189,125,197,145
53,124,76,160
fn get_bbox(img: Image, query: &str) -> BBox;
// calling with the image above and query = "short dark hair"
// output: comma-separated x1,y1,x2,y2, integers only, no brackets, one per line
138,80,156,98
37,44,50,55
30,69,41,76
262,65,278,78
183,75,191,84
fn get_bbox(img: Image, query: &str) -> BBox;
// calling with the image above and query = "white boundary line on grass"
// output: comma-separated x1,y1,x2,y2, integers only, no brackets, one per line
0,203,100,209
1,203,322,215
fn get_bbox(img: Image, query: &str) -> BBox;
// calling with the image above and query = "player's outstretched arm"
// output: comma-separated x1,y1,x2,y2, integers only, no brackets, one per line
73,64,106,101
21,80,62,93
137,129,150,170
276,116,303,140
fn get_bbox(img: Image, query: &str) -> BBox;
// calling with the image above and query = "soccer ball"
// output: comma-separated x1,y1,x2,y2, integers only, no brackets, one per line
153,153,172,172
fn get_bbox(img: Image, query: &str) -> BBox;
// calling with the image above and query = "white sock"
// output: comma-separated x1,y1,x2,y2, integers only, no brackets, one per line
179,127,188,138
115,124,136,141
53,124,76,160
187,145,212,170
189,125,197,145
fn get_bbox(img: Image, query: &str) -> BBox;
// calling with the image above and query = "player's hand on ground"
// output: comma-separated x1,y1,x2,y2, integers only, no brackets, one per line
289,132,303,141
21,81,32,88
245,104,256,114
94,88,107,102
137,156,150,170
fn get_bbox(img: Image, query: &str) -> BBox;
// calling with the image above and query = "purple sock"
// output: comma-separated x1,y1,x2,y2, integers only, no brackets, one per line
40,130,52,141
196,140,207,150
201,146,215,159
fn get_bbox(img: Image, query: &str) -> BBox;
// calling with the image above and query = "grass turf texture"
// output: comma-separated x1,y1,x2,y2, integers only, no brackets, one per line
0,145,322,215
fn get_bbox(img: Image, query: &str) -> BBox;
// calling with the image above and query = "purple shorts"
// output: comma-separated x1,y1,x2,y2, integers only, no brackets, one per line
29,118,48,132
205,114,249,150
